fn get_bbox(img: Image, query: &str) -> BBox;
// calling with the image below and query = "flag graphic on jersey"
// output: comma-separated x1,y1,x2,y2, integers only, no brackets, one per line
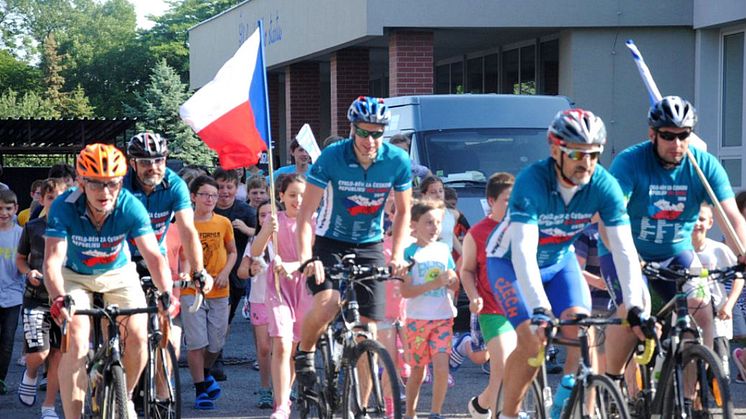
344,194,385,216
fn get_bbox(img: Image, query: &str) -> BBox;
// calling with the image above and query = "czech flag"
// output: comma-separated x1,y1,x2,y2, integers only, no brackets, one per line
180,26,270,170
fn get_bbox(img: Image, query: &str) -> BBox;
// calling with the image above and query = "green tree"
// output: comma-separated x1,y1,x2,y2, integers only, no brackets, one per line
126,59,214,166
0,50,42,94
144,0,243,82
0,88,58,118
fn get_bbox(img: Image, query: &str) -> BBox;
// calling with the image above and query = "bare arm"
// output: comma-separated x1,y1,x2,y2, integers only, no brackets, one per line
134,233,173,293
43,237,68,300
576,254,607,290
459,232,483,313
298,184,325,282
215,234,238,289
390,188,413,270
174,208,204,274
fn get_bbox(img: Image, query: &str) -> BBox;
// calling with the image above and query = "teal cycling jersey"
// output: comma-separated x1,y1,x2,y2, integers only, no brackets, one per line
608,141,733,260
307,139,411,244
46,188,154,275
122,167,192,257
487,158,629,268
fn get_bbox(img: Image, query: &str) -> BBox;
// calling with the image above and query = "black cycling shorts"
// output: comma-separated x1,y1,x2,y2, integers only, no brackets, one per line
307,236,386,321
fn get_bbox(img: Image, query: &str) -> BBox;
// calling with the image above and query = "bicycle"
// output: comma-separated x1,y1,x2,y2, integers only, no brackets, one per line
137,276,180,419
628,262,741,419
296,254,403,419
61,292,164,419
496,314,631,419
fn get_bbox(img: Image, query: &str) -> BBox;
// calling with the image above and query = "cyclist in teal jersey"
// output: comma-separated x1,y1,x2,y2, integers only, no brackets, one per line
123,132,211,289
295,97,412,397
43,144,174,419
485,110,650,419
600,96,746,385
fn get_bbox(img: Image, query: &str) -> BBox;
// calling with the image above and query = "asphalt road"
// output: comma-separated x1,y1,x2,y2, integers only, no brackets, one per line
3,314,746,418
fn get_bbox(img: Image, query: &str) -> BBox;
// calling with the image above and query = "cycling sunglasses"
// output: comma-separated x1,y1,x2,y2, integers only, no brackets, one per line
656,130,692,142
353,125,385,139
84,178,123,191
134,157,166,166
558,145,602,161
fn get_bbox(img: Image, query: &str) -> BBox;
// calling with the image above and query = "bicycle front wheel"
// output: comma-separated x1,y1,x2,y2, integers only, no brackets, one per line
143,342,181,419
496,378,547,419
564,374,629,419
342,339,401,419
660,344,733,418
101,364,129,419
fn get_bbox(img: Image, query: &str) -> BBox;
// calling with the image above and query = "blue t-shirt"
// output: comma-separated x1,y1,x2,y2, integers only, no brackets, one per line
271,163,313,182
307,139,412,244
487,158,629,268
46,188,154,275
122,167,192,257
609,142,733,260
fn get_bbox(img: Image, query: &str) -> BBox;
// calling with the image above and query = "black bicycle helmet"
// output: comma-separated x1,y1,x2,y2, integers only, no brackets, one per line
648,96,697,129
127,132,168,158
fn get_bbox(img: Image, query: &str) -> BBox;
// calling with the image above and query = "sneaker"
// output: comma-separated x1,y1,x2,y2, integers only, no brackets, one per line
269,404,290,419
449,333,470,371
40,407,59,419
481,361,490,375
127,400,137,419
255,388,273,409
428,414,445,419
468,396,492,419
241,297,251,320
252,360,260,371
423,365,432,384
447,372,455,388
735,372,746,384
733,348,746,384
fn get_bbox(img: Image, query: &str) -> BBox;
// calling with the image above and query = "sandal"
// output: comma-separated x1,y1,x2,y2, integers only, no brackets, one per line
733,348,746,384
194,392,215,410
204,375,222,400
18,371,37,407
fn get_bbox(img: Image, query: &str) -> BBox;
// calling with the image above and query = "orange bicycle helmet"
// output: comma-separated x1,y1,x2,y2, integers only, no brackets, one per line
76,143,127,179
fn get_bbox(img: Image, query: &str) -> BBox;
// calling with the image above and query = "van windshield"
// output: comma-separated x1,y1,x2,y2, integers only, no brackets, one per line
416,128,546,182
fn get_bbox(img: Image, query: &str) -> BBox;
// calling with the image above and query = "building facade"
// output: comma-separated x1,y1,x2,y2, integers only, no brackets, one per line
187,0,745,188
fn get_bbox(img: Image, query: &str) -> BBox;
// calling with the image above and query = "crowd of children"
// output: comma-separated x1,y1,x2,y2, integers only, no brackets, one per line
2,152,746,419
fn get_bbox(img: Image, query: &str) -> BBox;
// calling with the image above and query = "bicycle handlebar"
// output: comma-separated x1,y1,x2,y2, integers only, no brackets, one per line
642,262,745,284
298,254,402,284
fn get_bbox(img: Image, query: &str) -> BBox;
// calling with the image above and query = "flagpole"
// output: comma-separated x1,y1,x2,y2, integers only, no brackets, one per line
257,19,282,303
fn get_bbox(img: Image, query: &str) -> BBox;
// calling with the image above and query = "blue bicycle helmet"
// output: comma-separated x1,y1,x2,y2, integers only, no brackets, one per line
648,96,697,129
548,109,607,147
347,96,391,125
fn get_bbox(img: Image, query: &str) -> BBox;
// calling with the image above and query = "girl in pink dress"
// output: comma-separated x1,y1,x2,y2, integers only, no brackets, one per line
250,174,314,419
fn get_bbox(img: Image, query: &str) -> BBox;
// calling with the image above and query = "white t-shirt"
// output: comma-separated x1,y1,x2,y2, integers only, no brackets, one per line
696,238,738,339
403,241,457,320
245,241,273,304
439,209,456,252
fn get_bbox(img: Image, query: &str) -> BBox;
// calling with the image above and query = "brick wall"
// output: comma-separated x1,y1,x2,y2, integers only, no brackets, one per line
285,62,320,159
389,30,434,97
330,48,370,136
267,73,280,144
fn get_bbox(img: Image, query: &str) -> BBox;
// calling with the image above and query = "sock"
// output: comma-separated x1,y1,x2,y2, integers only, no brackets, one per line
471,396,489,414
19,370,37,405
195,381,208,397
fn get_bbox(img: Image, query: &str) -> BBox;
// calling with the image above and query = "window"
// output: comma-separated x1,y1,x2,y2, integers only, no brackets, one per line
436,64,450,94
502,44,537,94
484,54,498,93
467,57,484,93
720,30,745,189
451,62,464,93
540,39,559,95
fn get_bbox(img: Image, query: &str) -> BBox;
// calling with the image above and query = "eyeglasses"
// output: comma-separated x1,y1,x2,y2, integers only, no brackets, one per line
559,146,602,161
195,192,218,200
657,130,692,142
84,178,122,191
354,125,385,139
134,157,166,166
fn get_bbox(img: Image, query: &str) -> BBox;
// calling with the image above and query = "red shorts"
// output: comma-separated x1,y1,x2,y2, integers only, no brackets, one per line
405,318,453,367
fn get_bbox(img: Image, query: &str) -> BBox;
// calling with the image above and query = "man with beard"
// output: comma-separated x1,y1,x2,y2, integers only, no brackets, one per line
485,109,650,419
599,96,746,392
123,132,213,378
